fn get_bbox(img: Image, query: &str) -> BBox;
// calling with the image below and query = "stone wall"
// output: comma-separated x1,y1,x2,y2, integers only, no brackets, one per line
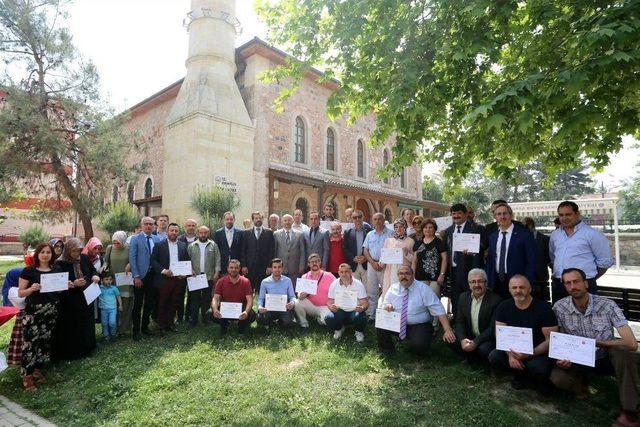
606,233,640,266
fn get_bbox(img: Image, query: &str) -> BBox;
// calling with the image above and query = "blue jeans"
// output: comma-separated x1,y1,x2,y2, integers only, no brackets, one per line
324,309,367,332
101,308,117,338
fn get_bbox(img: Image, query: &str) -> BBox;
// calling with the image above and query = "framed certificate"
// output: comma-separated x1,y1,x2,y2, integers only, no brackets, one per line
187,274,209,292
375,309,401,332
496,325,534,355
40,272,69,293
265,294,287,312
296,278,318,295
220,302,243,319
549,332,596,367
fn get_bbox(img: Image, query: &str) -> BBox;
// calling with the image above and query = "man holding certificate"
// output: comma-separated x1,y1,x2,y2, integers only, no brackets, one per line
211,260,256,335
377,265,456,356
187,226,221,328
551,268,638,427
294,254,334,327
150,223,190,334
488,275,558,390
257,259,296,329
325,264,369,342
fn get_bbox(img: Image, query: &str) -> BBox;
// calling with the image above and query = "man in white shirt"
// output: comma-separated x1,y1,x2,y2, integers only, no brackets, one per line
291,209,310,233
325,263,369,342
377,265,456,356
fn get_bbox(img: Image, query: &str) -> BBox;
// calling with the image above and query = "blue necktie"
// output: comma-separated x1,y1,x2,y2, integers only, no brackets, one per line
146,235,152,253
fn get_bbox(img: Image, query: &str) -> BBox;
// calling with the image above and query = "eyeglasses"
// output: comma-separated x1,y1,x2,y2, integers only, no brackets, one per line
469,280,487,284
352,215,362,219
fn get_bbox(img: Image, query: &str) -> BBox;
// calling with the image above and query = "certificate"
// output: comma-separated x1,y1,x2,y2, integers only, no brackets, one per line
334,289,358,311
434,216,453,231
115,272,134,287
170,261,192,276
341,222,355,231
296,278,318,295
549,332,596,367
187,274,209,292
40,272,69,293
265,294,288,312
452,233,481,253
83,282,101,305
496,325,534,355
375,309,401,333
220,302,243,319
379,247,403,264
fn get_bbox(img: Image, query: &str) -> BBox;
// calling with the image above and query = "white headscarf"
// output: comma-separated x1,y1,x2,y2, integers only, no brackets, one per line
112,231,128,247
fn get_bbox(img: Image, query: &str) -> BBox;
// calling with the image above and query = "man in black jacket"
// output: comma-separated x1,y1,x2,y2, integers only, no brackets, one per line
450,268,502,362
150,223,190,333
240,211,275,293
213,211,244,276
523,217,551,302
342,209,372,284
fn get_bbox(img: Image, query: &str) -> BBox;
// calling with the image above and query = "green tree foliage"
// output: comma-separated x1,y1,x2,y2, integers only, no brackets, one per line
620,169,640,223
256,0,640,180
0,0,147,238
422,175,444,203
98,200,141,237
190,186,240,232
19,224,48,248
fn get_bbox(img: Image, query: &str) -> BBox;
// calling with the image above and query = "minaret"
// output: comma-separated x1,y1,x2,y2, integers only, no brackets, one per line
162,0,255,223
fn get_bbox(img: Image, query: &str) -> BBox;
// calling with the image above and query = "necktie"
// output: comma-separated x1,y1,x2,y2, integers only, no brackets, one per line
453,225,462,265
498,231,507,282
255,227,261,240
286,231,290,245
146,235,152,253
399,291,409,340
311,228,316,244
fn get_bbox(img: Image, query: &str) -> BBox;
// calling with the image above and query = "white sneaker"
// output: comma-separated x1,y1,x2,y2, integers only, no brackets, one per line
300,322,309,328
355,331,365,343
333,328,345,340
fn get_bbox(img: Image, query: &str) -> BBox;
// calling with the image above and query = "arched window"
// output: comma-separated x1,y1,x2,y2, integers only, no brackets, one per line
127,183,135,203
384,208,393,223
357,140,365,178
295,197,309,222
112,185,119,203
400,167,407,189
382,149,390,184
144,178,153,198
294,116,305,163
326,128,335,171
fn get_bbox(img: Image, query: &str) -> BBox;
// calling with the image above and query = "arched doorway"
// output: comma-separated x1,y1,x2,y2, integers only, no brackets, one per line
295,197,309,223
356,198,371,223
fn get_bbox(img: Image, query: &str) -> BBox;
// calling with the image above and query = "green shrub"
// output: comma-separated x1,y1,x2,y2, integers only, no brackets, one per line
19,225,49,248
98,200,141,236
190,185,240,231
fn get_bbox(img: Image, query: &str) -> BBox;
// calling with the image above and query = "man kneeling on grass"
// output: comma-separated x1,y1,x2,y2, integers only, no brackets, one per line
551,268,639,427
377,265,456,356
211,259,256,335
325,263,369,343
257,258,296,329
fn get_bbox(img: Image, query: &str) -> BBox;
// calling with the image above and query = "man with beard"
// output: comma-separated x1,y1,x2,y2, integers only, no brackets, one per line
187,226,221,327
294,254,334,327
241,212,275,293
211,260,256,335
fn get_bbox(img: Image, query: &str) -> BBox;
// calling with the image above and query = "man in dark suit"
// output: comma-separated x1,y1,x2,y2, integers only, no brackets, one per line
241,211,275,293
274,214,305,287
485,203,537,299
442,203,486,318
213,211,243,276
150,223,190,333
342,209,372,284
450,268,502,362
485,199,523,237
523,217,551,301
302,211,330,270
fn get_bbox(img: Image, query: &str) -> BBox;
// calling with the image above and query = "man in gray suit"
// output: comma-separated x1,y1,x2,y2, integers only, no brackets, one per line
274,214,305,287
302,211,330,270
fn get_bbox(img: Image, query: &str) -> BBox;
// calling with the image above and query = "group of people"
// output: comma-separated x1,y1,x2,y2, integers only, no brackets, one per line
4,200,638,426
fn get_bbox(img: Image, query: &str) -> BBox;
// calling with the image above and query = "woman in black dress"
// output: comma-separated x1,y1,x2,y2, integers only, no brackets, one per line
18,242,62,390
52,238,99,361
412,219,448,297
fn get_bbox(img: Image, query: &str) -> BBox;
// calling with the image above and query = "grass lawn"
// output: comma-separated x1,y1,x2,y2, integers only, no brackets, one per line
0,259,24,277
0,262,628,426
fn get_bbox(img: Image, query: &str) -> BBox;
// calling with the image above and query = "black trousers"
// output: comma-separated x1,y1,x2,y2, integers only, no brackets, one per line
449,268,466,318
256,310,295,328
492,276,511,300
488,349,553,383
212,309,256,332
132,272,155,334
376,323,433,357
551,277,597,304
448,339,495,362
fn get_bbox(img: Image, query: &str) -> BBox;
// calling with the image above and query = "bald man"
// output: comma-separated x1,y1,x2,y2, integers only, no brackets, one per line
187,226,221,327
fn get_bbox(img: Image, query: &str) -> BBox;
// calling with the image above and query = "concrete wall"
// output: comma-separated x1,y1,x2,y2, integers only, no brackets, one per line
606,233,640,266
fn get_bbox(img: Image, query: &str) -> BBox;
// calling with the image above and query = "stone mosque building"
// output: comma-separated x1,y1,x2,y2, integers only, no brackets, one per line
117,0,448,224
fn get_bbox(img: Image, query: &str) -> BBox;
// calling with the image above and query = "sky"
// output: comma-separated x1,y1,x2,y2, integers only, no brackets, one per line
60,1,638,189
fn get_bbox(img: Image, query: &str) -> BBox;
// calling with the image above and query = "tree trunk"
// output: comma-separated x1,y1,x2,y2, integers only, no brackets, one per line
78,208,94,240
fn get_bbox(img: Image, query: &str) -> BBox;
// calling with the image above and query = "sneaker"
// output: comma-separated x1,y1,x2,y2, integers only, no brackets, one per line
333,328,344,340
355,331,365,343
299,322,310,328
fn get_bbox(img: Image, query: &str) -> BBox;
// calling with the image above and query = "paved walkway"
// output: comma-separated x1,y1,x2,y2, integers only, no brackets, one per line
0,396,55,427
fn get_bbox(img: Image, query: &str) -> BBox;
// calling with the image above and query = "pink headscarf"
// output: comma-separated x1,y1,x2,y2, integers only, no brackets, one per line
81,237,103,263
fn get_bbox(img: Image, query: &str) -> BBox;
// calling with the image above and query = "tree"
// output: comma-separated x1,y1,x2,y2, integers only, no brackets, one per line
98,200,141,236
190,186,241,232
620,170,640,223
422,175,444,202
0,0,147,238
256,0,640,181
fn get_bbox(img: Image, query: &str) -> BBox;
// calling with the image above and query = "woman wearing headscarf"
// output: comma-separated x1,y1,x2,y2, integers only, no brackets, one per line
103,231,133,335
51,238,99,361
380,218,415,301
82,237,104,273
48,238,64,261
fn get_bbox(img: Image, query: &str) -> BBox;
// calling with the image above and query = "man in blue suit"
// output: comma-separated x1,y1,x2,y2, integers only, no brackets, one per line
129,216,164,340
213,211,243,276
486,203,537,299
